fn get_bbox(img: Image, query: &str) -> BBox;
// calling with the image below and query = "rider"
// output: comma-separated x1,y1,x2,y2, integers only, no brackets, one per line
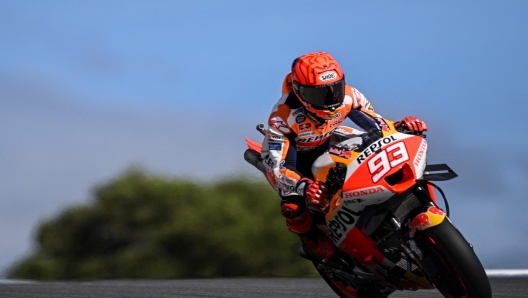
261,51,428,259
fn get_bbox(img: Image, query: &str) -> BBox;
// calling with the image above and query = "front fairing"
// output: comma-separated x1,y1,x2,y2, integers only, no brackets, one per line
313,128,428,200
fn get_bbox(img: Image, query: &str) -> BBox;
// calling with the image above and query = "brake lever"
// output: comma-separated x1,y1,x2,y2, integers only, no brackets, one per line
403,130,426,137
396,126,426,138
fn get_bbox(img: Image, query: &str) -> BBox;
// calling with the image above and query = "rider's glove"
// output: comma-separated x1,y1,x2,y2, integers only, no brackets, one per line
395,116,428,132
296,178,328,206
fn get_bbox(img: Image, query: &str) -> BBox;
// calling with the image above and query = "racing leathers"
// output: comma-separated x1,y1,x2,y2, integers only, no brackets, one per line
261,74,387,258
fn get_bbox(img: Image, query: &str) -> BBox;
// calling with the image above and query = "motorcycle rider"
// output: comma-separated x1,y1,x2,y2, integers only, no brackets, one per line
261,51,428,259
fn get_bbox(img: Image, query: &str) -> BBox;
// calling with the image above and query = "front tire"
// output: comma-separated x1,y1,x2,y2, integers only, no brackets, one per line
418,219,491,298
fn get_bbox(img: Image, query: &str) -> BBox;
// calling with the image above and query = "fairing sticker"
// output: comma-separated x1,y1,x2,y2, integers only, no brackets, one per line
344,133,413,182
326,203,363,245
342,185,392,206
413,139,428,179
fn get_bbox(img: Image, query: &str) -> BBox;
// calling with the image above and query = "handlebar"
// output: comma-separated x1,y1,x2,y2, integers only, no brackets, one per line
396,127,426,137
256,123,266,136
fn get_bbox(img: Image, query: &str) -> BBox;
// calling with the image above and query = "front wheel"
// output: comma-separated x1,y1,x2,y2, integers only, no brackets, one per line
418,219,492,298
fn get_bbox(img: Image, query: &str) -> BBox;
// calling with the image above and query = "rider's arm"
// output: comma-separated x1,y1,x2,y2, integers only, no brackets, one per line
261,126,327,203
261,119,303,194
346,86,386,132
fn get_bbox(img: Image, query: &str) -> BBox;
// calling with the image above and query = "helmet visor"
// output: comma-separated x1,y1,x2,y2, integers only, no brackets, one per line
296,80,345,110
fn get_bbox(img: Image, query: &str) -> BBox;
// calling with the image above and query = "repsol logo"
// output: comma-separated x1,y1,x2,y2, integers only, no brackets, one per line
357,135,397,164
297,129,335,143
320,72,337,82
327,206,362,243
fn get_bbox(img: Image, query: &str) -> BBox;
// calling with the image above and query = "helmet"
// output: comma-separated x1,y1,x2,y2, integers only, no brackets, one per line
291,52,345,120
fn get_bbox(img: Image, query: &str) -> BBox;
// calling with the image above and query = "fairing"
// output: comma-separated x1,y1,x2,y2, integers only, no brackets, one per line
312,128,430,257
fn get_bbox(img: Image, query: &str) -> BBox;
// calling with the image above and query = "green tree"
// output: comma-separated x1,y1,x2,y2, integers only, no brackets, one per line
7,170,316,280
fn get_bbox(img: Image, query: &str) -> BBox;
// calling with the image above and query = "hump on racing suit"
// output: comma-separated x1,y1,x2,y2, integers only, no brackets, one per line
261,72,388,194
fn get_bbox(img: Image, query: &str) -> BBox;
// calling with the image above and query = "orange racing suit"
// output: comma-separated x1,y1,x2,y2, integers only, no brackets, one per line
261,73,387,235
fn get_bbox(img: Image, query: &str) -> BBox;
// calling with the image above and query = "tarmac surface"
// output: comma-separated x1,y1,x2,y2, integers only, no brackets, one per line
0,278,525,297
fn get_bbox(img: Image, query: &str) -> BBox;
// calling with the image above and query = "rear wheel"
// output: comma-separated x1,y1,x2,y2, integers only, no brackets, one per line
418,219,491,298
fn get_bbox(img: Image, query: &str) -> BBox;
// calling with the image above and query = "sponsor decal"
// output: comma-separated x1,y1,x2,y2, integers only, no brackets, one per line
270,117,290,134
329,113,344,128
297,128,336,143
330,112,342,120
356,135,397,164
269,143,282,150
413,140,427,169
263,154,274,168
263,155,285,169
409,213,430,238
306,111,323,123
278,181,295,192
298,131,315,137
268,133,284,141
295,114,306,124
409,206,446,237
320,71,337,82
299,123,311,132
367,141,409,183
292,108,304,116
328,145,352,159
278,174,294,184
343,186,386,199
330,119,344,128
277,174,296,192
327,206,362,243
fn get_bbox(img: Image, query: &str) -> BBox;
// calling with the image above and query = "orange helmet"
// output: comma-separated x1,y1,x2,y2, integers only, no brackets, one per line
291,52,345,120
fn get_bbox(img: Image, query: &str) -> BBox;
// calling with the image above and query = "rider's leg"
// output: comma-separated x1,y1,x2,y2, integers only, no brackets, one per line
280,191,336,259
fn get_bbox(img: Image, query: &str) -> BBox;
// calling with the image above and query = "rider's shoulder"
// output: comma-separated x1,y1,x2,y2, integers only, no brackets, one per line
345,84,363,97
272,91,302,111
282,71,293,95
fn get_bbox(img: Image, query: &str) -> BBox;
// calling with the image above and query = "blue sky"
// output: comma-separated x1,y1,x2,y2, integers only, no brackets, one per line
1,1,528,274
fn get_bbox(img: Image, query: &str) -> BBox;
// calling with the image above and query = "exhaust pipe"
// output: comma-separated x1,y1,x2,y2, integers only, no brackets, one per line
244,149,267,175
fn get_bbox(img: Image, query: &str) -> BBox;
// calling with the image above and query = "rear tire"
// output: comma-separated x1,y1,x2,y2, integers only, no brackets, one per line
419,219,491,298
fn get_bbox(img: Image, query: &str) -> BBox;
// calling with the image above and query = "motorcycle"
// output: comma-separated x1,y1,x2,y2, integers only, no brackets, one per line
243,119,491,298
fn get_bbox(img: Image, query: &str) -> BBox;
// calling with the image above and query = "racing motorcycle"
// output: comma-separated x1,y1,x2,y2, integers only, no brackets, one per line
243,118,491,298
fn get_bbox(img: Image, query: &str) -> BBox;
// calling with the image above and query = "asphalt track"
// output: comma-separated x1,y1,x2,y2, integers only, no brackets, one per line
0,278,526,298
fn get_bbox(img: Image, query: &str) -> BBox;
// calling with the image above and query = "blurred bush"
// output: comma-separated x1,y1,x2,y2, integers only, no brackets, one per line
7,170,316,280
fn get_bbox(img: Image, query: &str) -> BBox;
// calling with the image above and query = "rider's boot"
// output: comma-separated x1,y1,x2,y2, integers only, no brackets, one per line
298,226,337,260
281,202,336,259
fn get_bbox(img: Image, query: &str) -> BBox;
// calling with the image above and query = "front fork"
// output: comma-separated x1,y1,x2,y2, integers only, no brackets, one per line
385,184,450,288
408,184,447,237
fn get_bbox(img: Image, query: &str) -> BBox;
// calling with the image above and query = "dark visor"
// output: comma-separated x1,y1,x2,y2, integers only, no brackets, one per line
297,80,345,110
